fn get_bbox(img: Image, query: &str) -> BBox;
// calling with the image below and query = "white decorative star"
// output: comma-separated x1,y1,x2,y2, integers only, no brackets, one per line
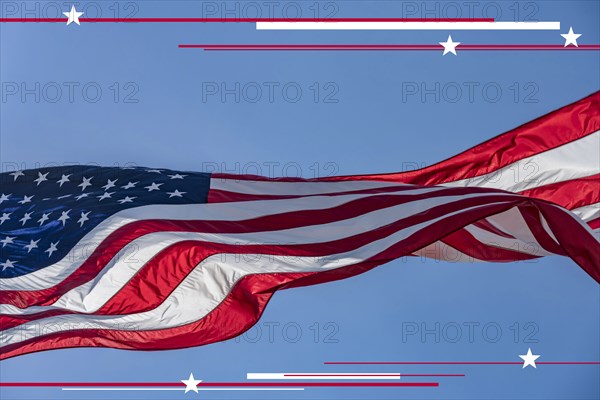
75,193,90,201
0,193,11,204
56,174,71,187
181,373,202,394
145,182,163,192
19,212,32,226
77,211,90,227
1,236,15,247
97,192,114,201
78,177,93,191
9,171,24,181
117,196,136,204
1,259,15,271
440,35,460,56
169,174,187,180
33,172,49,186
167,189,186,198
45,242,59,257
561,27,582,47
0,213,11,225
519,348,540,369
122,181,138,189
24,239,40,253
18,195,34,204
38,212,51,226
147,169,163,174
57,210,71,226
102,179,118,190
57,194,72,200
63,5,84,26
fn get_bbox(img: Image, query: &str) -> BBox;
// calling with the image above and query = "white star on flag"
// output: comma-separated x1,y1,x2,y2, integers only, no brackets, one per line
19,213,32,226
1,259,15,271
561,27,582,47
34,172,49,186
24,239,40,253
145,182,163,192
440,35,460,56
122,181,138,189
102,179,118,190
78,177,93,191
63,5,84,26
117,196,136,204
1,236,15,247
181,373,202,393
0,213,11,225
58,210,71,226
167,189,186,198
57,174,71,187
18,195,33,204
77,211,90,227
519,348,541,368
38,213,51,226
9,171,24,181
45,242,59,257
97,192,114,201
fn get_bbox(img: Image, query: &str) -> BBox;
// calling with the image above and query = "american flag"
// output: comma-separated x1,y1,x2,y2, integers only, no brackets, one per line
0,92,598,360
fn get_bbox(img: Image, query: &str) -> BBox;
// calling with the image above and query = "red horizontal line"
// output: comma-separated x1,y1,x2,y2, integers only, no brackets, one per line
1,383,182,387
400,374,466,377
0,17,494,23
325,362,600,365
180,44,600,51
0,382,438,388
281,373,464,377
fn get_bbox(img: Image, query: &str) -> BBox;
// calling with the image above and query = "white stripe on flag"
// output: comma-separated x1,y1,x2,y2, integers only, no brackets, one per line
442,131,599,192
572,203,600,222
209,179,409,196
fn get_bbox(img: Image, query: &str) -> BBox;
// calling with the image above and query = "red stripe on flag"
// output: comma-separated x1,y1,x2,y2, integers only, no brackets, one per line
518,174,600,210
440,230,539,262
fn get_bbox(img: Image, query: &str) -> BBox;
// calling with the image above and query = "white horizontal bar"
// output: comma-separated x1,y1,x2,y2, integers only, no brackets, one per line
247,373,401,380
256,21,560,30
62,388,304,391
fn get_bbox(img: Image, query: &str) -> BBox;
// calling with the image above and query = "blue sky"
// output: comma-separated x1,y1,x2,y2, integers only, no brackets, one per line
0,1,599,399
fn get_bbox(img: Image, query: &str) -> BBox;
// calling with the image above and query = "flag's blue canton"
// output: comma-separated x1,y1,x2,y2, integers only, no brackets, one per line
0,166,210,279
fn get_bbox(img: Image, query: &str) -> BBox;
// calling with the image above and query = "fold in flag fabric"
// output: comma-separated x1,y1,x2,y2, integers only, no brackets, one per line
0,92,598,360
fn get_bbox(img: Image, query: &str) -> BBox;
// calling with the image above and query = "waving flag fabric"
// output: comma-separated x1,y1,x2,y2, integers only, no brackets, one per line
0,92,598,360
